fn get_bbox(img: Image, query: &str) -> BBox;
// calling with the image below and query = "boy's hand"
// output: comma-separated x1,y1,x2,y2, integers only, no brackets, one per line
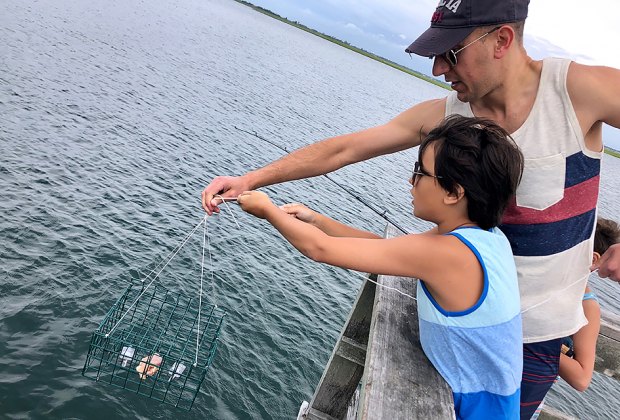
280,203,317,225
238,191,275,219
591,243,620,283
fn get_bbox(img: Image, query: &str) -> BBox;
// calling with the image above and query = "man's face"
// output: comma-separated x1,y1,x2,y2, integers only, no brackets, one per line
431,28,497,102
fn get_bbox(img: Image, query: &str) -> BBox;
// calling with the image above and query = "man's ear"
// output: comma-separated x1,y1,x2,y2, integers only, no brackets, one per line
592,251,601,266
444,185,465,205
495,25,515,58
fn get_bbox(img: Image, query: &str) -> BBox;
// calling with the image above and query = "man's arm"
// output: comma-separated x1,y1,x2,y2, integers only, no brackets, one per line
567,63,620,152
568,63,620,282
202,99,446,214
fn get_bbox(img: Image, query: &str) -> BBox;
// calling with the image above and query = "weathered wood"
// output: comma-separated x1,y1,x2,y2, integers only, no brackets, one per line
357,224,455,419
595,309,620,380
345,388,360,420
299,278,377,420
539,406,577,420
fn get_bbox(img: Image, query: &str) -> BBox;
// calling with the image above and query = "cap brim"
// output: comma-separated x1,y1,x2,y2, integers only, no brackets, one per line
405,26,475,57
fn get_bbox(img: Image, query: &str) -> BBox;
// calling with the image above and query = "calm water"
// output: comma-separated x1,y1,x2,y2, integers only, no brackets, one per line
1,0,619,418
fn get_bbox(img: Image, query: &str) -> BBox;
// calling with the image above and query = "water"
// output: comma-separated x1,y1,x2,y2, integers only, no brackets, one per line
1,0,619,418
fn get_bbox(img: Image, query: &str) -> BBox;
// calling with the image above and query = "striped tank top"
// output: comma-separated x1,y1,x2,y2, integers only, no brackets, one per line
418,227,522,419
446,58,602,342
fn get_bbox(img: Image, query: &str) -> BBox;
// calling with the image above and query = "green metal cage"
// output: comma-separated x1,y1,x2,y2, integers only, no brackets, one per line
82,280,226,410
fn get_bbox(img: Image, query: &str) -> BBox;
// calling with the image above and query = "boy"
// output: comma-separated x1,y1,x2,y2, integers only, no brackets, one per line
558,218,620,391
531,217,619,418
238,115,524,419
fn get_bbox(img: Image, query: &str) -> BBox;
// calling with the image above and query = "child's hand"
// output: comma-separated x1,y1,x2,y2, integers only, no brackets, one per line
280,203,317,225
238,191,275,219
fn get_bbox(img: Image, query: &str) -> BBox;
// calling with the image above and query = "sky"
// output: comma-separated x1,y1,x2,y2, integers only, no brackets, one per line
246,0,620,150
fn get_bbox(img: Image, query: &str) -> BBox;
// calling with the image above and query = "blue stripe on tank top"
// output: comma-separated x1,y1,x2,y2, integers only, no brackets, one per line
565,152,600,188
419,315,523,395
453,388,520,420
500,209,596,257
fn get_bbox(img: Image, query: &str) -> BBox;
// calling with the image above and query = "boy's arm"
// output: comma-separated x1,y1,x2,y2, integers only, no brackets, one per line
238,191,446,280
558,298,601,391
280,203,381,239
313,213,382,239
202,99,446,214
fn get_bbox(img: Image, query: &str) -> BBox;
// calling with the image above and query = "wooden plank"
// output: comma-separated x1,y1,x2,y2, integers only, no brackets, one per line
357,224,455,419
300,278,377,420
539,407,577,420
336,337,367,367
595,309,620,380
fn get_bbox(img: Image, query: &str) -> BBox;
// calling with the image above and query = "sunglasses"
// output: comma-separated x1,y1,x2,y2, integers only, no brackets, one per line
439,26,501,67
412,161,442,186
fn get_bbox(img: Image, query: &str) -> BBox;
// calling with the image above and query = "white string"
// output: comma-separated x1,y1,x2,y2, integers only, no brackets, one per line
105,216,207,338
350,262,591,316
196,216,207,366
206,224,215,304
348,270,417,301
138,222,203,283
195,215,219,366
215,195,241,229
350,266,591,315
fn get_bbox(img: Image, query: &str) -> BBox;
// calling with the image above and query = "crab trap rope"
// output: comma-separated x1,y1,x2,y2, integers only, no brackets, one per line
81,202,240,411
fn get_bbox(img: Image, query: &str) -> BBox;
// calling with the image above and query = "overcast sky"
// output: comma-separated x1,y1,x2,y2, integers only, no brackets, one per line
246,0,620,150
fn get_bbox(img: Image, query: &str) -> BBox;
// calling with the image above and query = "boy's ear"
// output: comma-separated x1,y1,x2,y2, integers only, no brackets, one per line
591,251,601,266
443,184,465,205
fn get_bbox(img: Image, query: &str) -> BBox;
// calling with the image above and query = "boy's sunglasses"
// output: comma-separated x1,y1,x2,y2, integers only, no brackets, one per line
438,26,501,67
412,161,442,186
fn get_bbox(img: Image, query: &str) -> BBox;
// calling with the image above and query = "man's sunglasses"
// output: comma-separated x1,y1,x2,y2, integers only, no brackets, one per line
412,161,442,186
438,26,501,67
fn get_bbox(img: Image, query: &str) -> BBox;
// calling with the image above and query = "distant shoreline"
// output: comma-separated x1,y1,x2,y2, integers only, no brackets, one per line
605,147,620,158
233,0,450,90
235,0,620,159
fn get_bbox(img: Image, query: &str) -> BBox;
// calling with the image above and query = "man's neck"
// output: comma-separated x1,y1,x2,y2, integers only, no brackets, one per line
471,53,542,134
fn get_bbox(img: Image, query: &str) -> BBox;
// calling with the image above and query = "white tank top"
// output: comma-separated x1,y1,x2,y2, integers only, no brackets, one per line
446,57,602,342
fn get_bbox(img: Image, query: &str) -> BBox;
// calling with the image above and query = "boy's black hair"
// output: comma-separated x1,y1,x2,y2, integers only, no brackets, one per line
419,115,524,230
594,217,620,255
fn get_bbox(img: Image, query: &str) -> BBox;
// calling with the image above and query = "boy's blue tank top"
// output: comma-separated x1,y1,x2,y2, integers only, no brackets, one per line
417,226,522,420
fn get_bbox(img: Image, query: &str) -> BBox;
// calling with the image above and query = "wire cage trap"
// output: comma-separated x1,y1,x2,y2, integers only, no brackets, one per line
82,278,226,410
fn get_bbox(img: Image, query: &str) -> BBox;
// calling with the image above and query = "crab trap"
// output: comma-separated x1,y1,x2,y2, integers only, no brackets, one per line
82,217,227,410
82,280,226,409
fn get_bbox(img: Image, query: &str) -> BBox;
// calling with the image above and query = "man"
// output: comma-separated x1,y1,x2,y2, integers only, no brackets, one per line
203,0,620,418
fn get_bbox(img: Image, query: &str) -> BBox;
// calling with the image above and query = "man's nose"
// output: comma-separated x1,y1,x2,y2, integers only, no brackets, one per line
432,56,450,77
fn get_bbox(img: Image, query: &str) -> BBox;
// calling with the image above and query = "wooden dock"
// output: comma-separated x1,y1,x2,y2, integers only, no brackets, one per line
296,224,620,420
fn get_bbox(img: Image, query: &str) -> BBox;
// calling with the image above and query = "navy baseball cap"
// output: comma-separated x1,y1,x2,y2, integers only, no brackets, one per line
406,0,529,57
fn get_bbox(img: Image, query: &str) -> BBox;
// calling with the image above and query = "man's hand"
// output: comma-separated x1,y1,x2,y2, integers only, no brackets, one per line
237,191,276,219
202,175,251,215
591,243,620,283
280,203,317,225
